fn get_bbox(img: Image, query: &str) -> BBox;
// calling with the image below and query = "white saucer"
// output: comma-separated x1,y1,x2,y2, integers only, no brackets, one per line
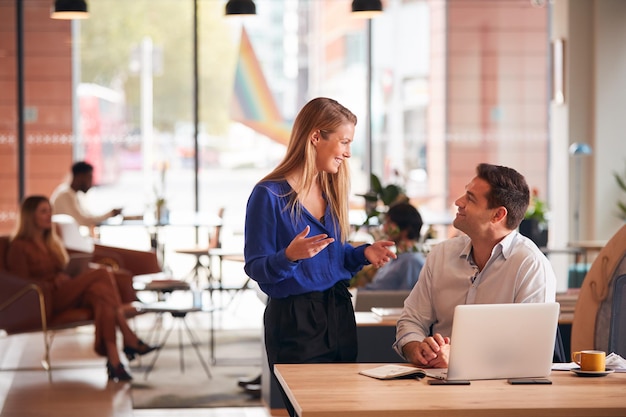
570,367,615,377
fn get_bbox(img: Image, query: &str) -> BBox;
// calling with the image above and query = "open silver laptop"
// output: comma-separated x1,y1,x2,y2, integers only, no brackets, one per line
65,253,93,277
427,302,559,381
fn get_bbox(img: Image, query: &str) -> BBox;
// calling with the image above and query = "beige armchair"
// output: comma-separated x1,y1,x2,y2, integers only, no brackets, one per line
0,232,156,376
0,236,105,375
571,224,626,358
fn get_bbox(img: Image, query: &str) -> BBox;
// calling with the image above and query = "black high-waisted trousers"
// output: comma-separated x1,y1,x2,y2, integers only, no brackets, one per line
264,280,357,416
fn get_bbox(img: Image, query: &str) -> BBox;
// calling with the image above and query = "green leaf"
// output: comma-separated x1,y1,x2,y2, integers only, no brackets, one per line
370,173,383,194
381,184,401,206
614,171,626,192
617,201,626,220
362,191,378,202
614,161,626,220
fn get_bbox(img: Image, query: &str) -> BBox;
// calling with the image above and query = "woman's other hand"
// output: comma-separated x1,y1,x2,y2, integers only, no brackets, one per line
364,241,397,268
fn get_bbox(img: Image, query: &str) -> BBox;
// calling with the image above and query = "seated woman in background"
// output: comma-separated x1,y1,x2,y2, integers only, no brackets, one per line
356,202,426,291
52,213,139,304
6,195,156,381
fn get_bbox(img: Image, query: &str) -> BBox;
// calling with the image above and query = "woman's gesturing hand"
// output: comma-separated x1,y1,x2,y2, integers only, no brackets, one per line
364,241,397,268
285,225,335,262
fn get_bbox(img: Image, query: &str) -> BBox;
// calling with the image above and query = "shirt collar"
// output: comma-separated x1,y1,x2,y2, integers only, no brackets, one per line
498,230,518,260
459,229,517,263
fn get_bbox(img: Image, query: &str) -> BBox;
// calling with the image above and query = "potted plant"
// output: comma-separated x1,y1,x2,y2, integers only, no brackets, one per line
519,188,548,247
614,161,626,221
360,173,408,226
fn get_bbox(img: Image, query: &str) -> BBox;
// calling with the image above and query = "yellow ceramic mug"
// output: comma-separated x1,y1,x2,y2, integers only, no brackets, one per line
572,350,606,372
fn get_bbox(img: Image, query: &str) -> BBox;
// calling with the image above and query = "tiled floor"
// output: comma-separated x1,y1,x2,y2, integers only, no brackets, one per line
1,217,274,417
0,288,270,417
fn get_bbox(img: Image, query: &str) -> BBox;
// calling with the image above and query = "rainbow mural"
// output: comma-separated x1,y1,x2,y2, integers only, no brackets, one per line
231,27,291,146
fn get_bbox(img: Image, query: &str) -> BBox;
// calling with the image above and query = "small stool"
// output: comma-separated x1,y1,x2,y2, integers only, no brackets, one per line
137,302,216,380
133,275,191,302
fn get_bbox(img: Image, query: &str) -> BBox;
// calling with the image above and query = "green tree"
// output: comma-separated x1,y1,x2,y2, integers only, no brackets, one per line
80,0,237,135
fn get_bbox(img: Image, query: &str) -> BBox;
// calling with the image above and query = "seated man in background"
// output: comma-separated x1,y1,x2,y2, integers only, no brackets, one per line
354,202,425,291
394,163,556,368
51,163,164,302
51,161,122,236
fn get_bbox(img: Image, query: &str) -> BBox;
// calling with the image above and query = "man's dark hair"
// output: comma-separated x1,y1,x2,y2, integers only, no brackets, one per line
476,163,529,230
386,202,423,240
71,161,94,176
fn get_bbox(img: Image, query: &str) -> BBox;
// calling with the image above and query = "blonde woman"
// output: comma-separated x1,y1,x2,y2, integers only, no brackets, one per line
244,97,396,416
7,195,156,381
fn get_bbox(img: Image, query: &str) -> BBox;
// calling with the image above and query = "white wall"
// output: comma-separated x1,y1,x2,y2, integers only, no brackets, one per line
551,0,626,245
593,0,626,239
549,0,626,290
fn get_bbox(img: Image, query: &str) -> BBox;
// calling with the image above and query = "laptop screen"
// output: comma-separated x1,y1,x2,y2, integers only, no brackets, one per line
444,302,559,381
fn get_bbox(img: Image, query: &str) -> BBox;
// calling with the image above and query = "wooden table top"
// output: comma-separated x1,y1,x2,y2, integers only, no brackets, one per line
275,363,626,417
568,240,607,250
355,311,399,326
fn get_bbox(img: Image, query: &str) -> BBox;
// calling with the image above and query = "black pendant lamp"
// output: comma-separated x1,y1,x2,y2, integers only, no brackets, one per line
351,0,383,18
225,0,257,16
50,0,89,19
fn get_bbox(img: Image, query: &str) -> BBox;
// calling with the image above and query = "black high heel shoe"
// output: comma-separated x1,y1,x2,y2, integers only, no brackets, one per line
106,361,133,382
123,339,158,361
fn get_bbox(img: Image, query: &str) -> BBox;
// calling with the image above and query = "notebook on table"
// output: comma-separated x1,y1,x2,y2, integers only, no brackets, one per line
427,302,560,381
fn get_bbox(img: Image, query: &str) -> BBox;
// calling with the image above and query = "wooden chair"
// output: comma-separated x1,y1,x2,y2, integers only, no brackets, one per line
205,217,246,300
174,207,246,294
608,274,626,357
571,224,626,359
174,207,225,286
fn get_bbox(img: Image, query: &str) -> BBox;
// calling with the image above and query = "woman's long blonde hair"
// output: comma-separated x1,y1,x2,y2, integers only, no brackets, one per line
12,195,69,267
261,97,357,242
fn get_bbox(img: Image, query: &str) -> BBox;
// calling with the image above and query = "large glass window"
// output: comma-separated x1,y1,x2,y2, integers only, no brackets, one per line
75,1,296,260
2,0,550,255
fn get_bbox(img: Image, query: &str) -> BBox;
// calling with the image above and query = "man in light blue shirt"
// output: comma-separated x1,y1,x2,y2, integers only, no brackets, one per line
394,163,556,368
